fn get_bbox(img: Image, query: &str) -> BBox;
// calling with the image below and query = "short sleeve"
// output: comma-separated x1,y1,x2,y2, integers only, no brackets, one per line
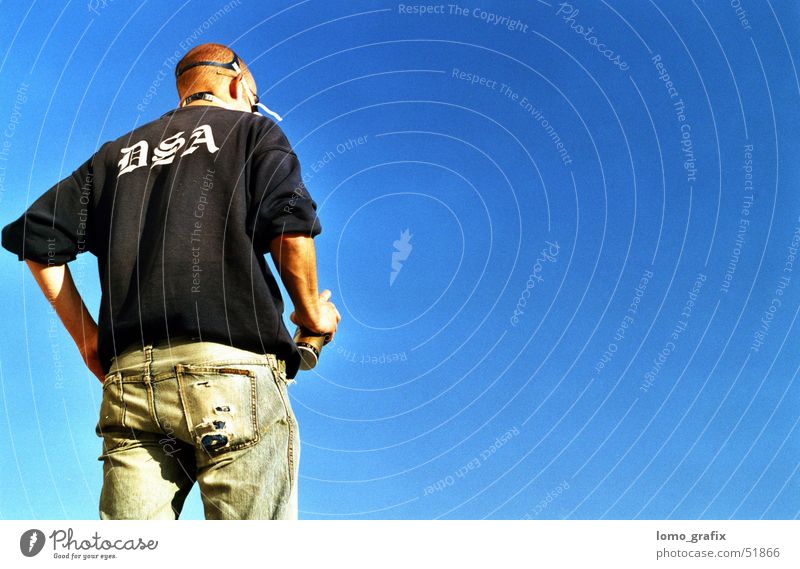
249,149,322,254
1,156,95,264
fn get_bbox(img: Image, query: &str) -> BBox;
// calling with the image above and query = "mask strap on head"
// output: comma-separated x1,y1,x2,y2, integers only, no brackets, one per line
175,52,242,78
176,52,283,121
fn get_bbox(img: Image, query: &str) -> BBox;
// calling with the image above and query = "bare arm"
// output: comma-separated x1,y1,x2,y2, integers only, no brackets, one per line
25,259,104,382
269,234,340,340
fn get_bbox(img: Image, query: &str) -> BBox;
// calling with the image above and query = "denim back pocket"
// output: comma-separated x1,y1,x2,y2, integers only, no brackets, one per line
175,364,265,455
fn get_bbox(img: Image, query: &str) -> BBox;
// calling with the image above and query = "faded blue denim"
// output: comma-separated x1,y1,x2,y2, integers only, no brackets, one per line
95,337,299,519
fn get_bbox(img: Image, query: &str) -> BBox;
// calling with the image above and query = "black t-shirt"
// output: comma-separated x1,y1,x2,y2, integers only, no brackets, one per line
1,105,322,378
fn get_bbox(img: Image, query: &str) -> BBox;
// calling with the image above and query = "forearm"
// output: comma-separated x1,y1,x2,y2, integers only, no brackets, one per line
25,259,98,346
269,234,321,328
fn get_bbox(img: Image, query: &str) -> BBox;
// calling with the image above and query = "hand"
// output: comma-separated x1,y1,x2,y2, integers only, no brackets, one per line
290,289,341,343
77,332,105,383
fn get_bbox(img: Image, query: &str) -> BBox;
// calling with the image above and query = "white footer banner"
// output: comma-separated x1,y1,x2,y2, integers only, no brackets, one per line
0,520,797,567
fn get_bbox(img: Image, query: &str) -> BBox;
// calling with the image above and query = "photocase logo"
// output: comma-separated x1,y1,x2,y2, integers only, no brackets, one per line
19,529,45,557
390,229,413,286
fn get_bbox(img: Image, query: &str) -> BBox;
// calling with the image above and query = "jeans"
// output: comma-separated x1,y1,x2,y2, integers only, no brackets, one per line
95,337,299,520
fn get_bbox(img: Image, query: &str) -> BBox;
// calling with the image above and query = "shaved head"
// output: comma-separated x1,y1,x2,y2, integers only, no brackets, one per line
175,43,257,102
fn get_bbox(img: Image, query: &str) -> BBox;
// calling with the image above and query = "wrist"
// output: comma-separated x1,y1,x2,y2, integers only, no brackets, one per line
295,303,321,331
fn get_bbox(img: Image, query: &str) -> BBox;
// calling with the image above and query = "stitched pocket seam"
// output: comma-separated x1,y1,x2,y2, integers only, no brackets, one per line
175,364,260,454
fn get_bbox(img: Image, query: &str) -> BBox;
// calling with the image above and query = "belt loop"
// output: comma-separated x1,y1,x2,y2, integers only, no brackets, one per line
144,345,153,380
265,353,286,378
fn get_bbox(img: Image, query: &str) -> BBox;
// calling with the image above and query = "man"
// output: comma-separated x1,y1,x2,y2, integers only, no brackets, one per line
1,43,339,519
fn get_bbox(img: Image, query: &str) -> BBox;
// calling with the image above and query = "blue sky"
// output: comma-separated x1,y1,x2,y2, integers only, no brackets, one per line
0,0,798,519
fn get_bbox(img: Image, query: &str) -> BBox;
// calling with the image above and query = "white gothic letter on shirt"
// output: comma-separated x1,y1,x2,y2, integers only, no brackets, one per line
152,131,186,167
118,140,149,177
181,125,219,156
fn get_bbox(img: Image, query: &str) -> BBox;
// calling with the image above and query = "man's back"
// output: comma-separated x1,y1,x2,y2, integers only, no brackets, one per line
3,105,322,377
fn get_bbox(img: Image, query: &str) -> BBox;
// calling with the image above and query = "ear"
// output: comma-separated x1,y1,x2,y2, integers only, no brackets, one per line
228,75,243,100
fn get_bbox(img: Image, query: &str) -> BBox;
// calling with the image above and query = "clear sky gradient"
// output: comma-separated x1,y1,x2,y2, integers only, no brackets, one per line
0,0,798,519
